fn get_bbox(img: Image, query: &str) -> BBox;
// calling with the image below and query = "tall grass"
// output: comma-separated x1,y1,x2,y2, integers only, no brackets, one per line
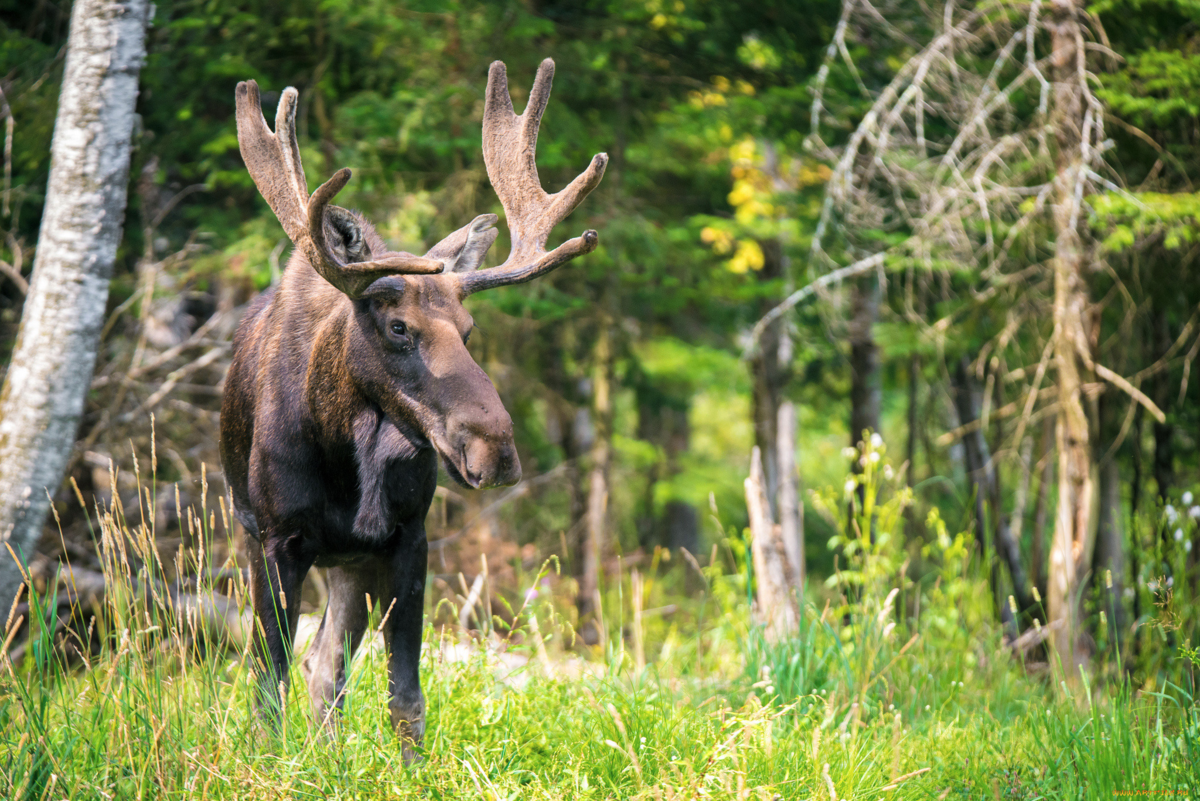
0,440,1197,798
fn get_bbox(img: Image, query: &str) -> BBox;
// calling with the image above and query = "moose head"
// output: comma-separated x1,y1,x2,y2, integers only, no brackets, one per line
233,58,606,491
221,59,604,759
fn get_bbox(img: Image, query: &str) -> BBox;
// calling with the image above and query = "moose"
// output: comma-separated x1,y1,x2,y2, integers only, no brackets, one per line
221,59,606,758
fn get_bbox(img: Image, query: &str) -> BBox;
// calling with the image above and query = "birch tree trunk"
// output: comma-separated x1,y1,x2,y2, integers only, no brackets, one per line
0,0,150,614
1047,0,1096,679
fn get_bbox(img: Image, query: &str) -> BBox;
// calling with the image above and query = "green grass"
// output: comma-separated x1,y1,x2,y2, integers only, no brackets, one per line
3,575,1197,799
1,445,1198,799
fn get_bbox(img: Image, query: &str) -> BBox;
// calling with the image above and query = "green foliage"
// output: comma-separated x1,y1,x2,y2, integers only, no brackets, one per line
1091,190,1200,252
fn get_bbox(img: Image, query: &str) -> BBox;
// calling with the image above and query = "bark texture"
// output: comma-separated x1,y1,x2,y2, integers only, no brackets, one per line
0,0,150,613
745,446,797,640
1046,0,1096,678
750,239,803,593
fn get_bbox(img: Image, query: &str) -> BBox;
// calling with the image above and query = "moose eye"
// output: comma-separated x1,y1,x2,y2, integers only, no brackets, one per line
390,321,408,337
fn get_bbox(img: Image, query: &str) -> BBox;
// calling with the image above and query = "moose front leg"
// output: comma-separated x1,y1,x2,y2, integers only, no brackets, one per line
249,536,312,724
382,532,429,763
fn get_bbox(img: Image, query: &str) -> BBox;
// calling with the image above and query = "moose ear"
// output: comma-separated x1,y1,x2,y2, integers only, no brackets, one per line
324,206,371,262
424,214,499,273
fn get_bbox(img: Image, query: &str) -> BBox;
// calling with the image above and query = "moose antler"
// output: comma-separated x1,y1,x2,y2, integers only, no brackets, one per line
235,80,444,297
457,59,608,295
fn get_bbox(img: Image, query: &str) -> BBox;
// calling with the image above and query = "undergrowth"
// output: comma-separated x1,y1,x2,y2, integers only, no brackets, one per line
0,438,1197,799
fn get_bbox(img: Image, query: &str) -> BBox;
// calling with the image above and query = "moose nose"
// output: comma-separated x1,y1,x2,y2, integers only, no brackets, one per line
461,435,522,489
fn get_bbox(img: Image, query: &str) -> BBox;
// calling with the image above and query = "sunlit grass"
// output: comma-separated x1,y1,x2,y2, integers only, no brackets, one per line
1,442,1197,799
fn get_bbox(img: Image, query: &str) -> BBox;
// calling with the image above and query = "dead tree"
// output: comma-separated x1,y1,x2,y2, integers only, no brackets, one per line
783,0,1166,673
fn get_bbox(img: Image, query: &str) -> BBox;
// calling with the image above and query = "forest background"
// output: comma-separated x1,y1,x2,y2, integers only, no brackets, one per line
2,0,1200,796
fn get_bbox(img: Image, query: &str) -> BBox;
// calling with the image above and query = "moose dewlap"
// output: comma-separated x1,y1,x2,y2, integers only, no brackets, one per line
220,59,606,760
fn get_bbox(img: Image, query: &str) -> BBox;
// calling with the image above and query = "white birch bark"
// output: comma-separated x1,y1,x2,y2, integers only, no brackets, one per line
776,401,805,590
0,0,151,614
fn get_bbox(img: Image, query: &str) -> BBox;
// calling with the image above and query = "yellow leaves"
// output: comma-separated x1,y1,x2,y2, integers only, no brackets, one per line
701,226,734,255
729,137,757,164
688,90,727,109
798,163,833,188
727,240,764,273
701,227,762,272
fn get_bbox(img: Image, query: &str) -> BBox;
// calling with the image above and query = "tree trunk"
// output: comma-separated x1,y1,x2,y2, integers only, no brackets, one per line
952,358,1034,620
1047,0,1096,679
1152,315,1174,504
750,239,802,593
1031,417,1054,604
848,271,882,447
578,315,612,637
1095,452,1126,646
0,0,150,614
777,401,804,589
745,446,797,640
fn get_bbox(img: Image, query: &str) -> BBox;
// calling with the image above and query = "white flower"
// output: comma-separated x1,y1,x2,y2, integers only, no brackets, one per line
1166,505,1178,523
1175,528,1184,542
868,451,881,463
844,479,857,495
1187,541,1194,553
883,464,894,480
1184,491,1194,505
1168,577,1175,588
842,447,858,460
1190,506,1200,520
1123,587,1135,600
870,432,884,448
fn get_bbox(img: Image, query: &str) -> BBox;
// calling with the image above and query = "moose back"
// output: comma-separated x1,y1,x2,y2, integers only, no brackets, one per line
220,59,605,759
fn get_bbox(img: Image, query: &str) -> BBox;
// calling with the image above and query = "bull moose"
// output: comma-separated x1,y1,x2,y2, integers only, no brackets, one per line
221,59,606,758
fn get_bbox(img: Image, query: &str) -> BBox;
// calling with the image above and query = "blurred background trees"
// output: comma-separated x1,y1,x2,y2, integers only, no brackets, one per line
2,0,1199,678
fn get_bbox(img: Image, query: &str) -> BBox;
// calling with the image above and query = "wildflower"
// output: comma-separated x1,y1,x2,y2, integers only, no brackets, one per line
1167,576,1175,588
868,451,880,463
870,432,883,448
1123,587,1135,600
842,447,858,460
925,705,931,711
1187,540,1194,553
524,588,539,603
844,478,857,495
766,685,775,695
1166,505,1178,523
883,464,894,480
1184,491,1194,505
1190,506,1200,519
1175,528,1184,542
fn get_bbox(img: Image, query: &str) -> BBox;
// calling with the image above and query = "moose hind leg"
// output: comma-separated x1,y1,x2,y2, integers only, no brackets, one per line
383,534,429,763
300,564,379,727
249,538,311,724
